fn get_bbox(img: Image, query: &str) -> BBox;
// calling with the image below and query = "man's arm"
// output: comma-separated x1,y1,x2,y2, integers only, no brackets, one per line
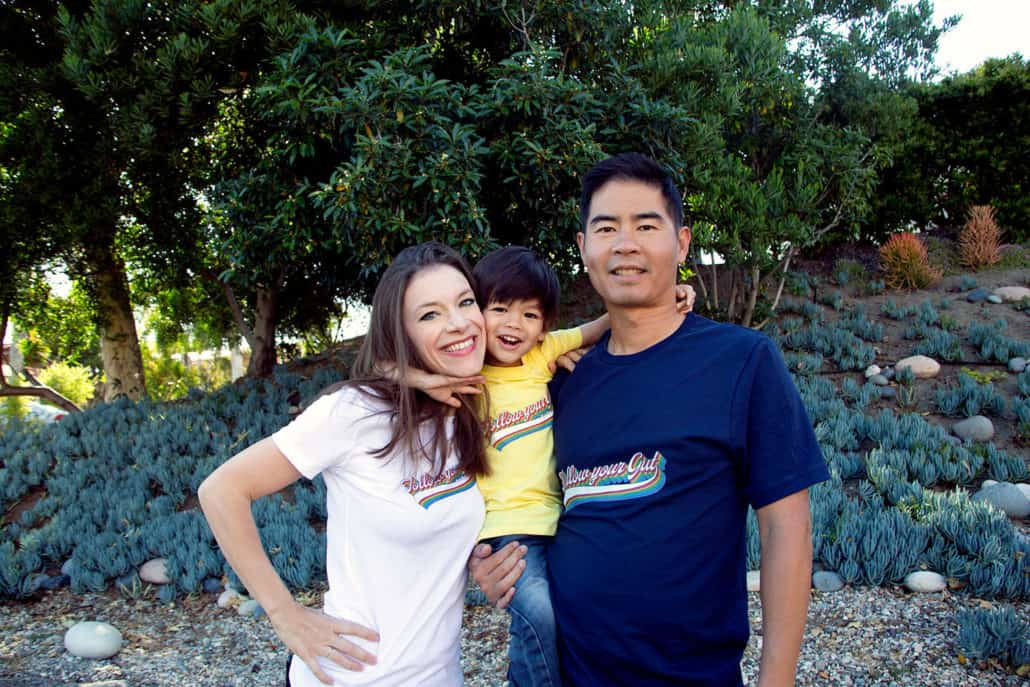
468,541,527,609
755,489,812,687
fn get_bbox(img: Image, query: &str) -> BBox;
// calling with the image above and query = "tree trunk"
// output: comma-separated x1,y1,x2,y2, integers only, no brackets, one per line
726,267,739,321
87,243,146,401
741,264,761,328
246,286,279,377
690,255,711,311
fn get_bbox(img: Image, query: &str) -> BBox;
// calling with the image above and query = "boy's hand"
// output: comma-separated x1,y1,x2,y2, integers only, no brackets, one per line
408,369,484,408
548,347,590,375
676,283,697,314
378,362,483,408
419,374,484,408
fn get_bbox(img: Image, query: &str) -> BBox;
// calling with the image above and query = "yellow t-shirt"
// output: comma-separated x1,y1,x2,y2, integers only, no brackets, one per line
477,327,584,539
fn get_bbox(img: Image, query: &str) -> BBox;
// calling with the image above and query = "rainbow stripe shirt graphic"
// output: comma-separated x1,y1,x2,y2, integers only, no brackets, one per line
488,397,553,451
403,467,477,509
559,451,667,511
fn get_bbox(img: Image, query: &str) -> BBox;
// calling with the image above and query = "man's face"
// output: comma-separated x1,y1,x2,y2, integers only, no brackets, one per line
576,179,690,311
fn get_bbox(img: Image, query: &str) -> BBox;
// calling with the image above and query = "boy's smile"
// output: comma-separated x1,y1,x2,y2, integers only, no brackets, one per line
484,299,547,367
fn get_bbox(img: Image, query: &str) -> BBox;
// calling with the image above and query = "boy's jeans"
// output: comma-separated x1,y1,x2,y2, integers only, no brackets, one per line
481,534,561,687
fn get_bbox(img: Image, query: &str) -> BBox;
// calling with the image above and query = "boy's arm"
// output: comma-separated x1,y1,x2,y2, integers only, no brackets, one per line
377,363,484,408
576,312,610,348
572,284,694,350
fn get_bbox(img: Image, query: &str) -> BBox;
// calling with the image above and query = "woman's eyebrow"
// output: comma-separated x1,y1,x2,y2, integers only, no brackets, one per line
413,289,474,311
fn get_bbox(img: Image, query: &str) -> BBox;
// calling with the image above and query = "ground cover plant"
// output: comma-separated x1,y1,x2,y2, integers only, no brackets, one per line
2,245,1030,679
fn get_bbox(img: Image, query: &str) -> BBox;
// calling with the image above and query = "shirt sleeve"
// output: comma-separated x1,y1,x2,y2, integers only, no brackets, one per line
735,337,829,509
271,387,371,479
537,327,585,364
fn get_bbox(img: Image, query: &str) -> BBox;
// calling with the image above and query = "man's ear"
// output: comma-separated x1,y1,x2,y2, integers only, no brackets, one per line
576,231,586,271
677,225,692,264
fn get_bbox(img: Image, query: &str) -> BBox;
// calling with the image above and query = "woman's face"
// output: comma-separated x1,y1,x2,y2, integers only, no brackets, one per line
402,264,485,378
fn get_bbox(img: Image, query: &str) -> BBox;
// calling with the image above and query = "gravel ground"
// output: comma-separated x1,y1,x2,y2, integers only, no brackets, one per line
0,584,1026,686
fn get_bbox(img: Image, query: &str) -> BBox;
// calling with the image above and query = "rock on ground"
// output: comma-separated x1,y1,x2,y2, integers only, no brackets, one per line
138,559,170,585
953,415,995,442
972,483,1030,519
994,286,1030,303
895,355,940,379
903,571,947,593
63,621,123,659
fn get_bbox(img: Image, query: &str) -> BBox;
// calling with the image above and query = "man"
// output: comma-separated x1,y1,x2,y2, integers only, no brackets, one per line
470,153,829,686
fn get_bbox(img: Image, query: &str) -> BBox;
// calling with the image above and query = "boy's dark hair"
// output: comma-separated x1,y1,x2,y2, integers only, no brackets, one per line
473,246,561,329
579,153,684,230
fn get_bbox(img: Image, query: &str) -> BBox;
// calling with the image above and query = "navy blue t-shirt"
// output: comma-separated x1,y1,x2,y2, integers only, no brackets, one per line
548,314,828,687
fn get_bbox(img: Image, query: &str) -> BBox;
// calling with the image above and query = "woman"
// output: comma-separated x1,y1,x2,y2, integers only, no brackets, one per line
199,242,490,686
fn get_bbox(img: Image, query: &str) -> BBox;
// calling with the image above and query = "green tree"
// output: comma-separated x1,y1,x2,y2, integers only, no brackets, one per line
623,1,951,325
14,279,101,373
0,0,310,397
872,55,1030,241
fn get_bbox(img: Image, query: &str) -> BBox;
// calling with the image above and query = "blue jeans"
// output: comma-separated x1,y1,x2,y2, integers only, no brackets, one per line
482,534,562,687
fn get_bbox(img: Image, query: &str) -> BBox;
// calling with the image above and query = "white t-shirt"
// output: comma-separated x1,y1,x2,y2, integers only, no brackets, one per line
272,385,485,687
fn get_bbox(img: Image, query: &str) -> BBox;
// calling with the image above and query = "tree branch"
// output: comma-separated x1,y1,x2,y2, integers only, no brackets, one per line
0,384,81,413
689,255,712,311
0,299,81,413
754,246,797,330
205,268,256,349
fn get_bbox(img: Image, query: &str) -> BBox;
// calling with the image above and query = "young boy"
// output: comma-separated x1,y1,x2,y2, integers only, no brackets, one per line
470,246,607,687
408,246,693,687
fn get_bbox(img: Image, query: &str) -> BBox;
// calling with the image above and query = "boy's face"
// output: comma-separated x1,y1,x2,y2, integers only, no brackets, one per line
483,298,547,367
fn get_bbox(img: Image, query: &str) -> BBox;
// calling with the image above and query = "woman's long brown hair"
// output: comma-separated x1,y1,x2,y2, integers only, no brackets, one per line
344,242,489,478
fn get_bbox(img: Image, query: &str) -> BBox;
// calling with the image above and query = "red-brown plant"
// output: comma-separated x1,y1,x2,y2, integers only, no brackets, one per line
879,232,942,290
959,204,1002,270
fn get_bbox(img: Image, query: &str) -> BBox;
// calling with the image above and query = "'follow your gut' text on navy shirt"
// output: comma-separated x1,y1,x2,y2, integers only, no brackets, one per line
548,314,829,686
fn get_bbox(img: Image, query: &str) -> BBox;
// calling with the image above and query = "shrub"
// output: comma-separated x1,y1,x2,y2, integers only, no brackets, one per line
1015,398,1030,443
957,605,1030,667
935,372,1007,417
833,259,865,288
959,204,1002,270
880,299,915,320
959,275,978,291
864,280,885,295
879,232,942,290
967,320,1030,363
38,362,95,408
142,344,233,402
905,322,964,362
818,290,844,310
1,396,30,423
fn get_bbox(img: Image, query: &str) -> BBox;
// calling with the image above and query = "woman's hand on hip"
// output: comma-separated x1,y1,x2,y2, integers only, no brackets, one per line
271,601,379,684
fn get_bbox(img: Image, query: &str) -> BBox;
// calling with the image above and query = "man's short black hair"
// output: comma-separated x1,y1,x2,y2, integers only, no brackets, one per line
579,153,684,230
473,246,561,329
